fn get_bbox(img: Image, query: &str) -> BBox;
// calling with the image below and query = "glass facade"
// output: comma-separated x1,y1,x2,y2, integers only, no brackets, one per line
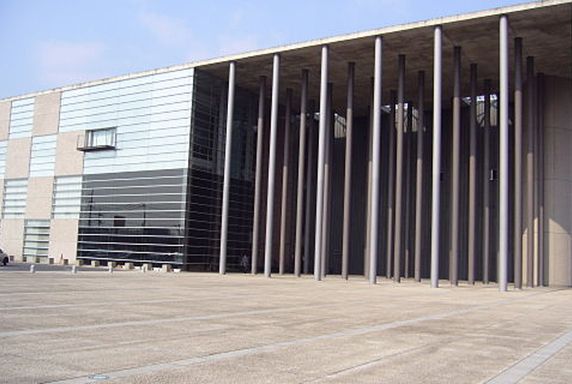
3,179,28,218
23,220,50,259
0,141,6,178
55,69,194,266
29,135,57,177
1,67,256,269
9,98,34,139
52,176,82,219
59,69,193,174
185,70,256,271
77,169,187,265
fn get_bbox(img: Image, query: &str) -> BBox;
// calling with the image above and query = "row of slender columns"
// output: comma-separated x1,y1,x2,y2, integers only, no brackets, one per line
218,14,539,293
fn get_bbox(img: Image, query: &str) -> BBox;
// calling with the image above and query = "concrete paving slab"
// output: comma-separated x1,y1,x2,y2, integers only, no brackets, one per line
0,269,570,383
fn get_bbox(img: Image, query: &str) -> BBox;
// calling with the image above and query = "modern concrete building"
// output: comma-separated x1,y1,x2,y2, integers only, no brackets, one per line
1,1,571,289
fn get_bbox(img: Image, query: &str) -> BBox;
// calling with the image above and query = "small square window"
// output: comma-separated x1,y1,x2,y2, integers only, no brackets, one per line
78,127,117,151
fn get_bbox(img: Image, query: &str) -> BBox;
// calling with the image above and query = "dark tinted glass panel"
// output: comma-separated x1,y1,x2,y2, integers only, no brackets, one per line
78,168,187,265
186,70,255,271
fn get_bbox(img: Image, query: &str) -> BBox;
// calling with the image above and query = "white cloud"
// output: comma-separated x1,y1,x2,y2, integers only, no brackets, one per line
35,41,107,87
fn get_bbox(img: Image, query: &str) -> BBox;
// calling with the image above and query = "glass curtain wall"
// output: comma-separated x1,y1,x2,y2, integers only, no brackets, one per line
186,70,256,271
58,68,194,266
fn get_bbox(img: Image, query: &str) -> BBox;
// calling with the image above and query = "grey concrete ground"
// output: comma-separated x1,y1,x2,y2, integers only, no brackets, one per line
0,267,570,384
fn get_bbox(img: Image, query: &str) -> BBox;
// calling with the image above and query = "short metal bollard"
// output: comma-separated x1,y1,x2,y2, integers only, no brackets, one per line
71,265,77,274
30,265,35,273
108,265,113,274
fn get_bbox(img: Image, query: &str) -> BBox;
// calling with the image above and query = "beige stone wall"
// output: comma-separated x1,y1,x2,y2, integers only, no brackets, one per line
0,100,10,141
0,219,24,260
32,92,60,136
543,75,572,287
55,131,84,176
5,137,31,179
48,219,78,263
25,177,54,219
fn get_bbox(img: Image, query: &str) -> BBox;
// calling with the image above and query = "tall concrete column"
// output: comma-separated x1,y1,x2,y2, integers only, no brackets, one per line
279,88,292,275
430,25,443,288
342,62,355,280
533,74,540,287
386,90,397,279
294,70,309,277
393,54,405,283
526,56,535,288
468,63,478,285
513,38,523,288
251,76,266,274
264,53,281,278
219,61,236,275
483,79,492,284
314,45,329,281
404,103,413,278
450,46,461,286
304,102,316,275
498,14,509,292
321,83,333,279
537,73,545,286
364,81,373,279
414,71,425,282
369,36,383,284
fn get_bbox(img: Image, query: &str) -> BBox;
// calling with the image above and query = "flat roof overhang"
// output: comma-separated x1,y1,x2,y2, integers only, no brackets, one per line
2,0,570,107
197,0,572,115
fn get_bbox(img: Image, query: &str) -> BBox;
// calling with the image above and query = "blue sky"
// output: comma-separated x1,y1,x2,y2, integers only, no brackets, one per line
0,0,525,99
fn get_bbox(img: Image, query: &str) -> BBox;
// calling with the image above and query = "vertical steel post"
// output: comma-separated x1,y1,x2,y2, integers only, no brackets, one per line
386,90,397,279
499,14,509,292
431,26,443,288
483,79,492,284
304,103,316,275
342,63,355,280
314,46,329,281
294,70,309,277
393,54,405,283
514,38,523,288
369,36,383,284
321,83,333,279
264,54,281,278
526,56,535,288
537,72,545,286
404,103,413,279
468,63,478,284
414,71,425,282
450,46,461,286
279,89,292,275
251,76,266,274
219,61,236,275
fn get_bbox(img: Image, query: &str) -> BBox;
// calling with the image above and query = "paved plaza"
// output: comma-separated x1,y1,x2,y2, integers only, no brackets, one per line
0,266,571,383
